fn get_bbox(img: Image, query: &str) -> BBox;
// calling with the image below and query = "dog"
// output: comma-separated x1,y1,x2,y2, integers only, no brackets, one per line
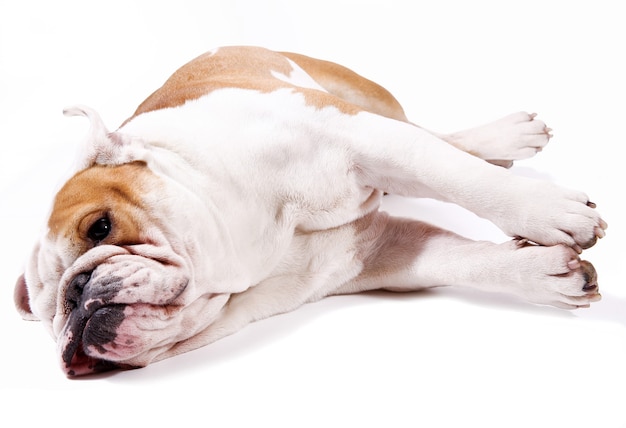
14,46,606,377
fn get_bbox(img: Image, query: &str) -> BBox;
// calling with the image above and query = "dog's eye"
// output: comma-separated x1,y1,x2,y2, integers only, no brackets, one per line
87,217,112,242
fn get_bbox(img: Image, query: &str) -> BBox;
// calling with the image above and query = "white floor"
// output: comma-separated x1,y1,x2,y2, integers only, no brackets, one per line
1,1,625,427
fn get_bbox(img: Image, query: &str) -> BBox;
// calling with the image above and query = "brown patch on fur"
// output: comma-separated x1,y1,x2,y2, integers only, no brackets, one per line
48,162,156,258
282,51,408,122
127,47,292,121
359,218,431,280
122,46,406,126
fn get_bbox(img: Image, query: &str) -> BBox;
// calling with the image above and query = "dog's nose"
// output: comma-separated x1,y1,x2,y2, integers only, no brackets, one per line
66,271,92,309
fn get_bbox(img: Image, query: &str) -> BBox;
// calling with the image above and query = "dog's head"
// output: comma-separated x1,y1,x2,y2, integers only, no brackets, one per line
14,107,235,376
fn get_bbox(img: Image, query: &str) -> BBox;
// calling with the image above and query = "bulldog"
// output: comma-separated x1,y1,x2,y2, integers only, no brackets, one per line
14,46,606,377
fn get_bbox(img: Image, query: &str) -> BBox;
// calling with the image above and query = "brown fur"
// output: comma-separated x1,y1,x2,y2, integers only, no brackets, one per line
124,46,407,126
48,162,154,257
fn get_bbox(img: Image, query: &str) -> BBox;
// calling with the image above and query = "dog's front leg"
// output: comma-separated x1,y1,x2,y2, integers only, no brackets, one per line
341,112,606,252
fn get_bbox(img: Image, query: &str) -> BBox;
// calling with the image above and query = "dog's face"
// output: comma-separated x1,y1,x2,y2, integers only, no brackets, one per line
14,110,235,376
17,162,174,375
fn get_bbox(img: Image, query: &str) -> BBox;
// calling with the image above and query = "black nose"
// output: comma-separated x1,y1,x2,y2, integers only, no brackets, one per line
66,271,92,310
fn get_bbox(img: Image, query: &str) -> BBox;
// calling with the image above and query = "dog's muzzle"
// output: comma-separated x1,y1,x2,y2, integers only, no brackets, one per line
59,271,137,377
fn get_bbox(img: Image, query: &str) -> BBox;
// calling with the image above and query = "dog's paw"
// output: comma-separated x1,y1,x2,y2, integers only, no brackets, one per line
505,242,601,309
490,112,552,160
451,111,552,164
494,179,607,252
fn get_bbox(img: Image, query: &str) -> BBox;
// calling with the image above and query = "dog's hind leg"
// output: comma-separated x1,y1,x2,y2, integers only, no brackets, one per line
429,112,553,167
334,214,601,310
283,52,550,167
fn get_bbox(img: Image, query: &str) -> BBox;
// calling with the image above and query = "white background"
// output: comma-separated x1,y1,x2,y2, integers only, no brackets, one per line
1,1,625,426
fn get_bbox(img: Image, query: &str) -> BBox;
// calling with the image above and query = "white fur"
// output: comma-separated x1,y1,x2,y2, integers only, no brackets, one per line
271,59,328,91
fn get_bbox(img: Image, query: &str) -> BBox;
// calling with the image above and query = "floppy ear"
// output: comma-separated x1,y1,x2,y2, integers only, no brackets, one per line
14,274,39,321
63,105,140,168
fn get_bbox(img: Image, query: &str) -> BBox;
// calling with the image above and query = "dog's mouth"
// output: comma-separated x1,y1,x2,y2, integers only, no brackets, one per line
58,271,141,377
60,301,133,377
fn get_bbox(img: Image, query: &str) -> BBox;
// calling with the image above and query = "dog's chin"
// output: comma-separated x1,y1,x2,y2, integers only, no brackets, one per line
62,341,134,377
